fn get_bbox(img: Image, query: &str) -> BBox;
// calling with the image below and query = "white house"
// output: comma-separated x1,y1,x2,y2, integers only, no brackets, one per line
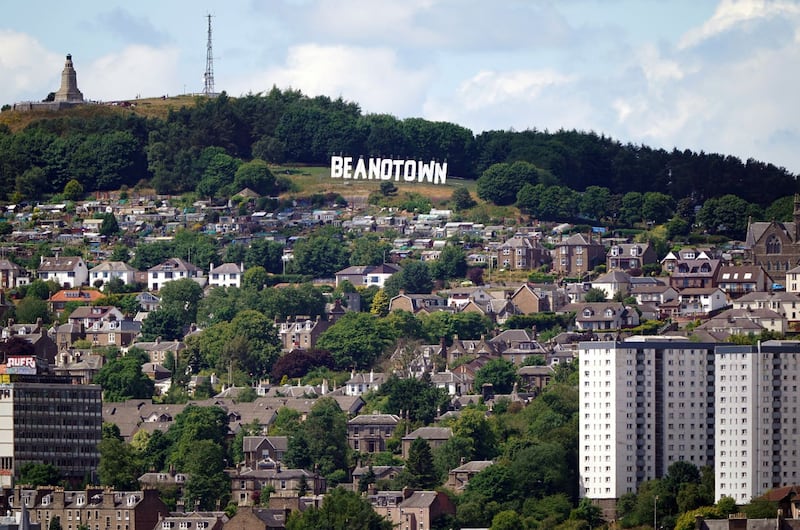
209,262,245,288
677,287,728,317
147,258,203,291
37,256,88,288
89,261,138,287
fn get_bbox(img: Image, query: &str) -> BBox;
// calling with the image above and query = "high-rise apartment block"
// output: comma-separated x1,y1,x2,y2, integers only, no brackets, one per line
0,368,102,487
580,338,800,516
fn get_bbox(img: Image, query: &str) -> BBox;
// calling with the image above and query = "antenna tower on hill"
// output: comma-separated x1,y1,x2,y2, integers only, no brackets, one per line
203,14,217,97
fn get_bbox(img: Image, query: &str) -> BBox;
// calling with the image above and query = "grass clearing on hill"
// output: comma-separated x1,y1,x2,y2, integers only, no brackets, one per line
271,164,479,206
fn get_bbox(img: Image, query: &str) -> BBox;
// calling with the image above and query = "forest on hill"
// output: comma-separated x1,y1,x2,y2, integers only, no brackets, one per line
0,87,796,207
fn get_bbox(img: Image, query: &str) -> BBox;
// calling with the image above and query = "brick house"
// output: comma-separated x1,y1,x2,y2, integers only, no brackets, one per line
347,413,401,453
552,233,605,277
496,235,549,271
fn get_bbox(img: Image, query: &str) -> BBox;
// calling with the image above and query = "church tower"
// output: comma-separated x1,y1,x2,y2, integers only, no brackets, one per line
54,54,84,102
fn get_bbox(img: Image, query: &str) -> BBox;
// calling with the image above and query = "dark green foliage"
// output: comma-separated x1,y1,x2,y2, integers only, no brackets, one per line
18,462,62,487
583,287,608,302
383,260,433,296
503,312,572,334
316,312,395,369
404,438,438,489
285,487,393,530
139,306,186,341
349,235,392,267
451,186,476,211
290,233,349,278
477,161,541,205
430,245,467,280
473,358,518,395
284,398,349,481
379,374,449,424
94,348,155,401
14,297,50,324
99,213,120,236
98,437,141,489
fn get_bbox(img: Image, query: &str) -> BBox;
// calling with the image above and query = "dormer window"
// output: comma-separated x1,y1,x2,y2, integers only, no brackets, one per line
583,308,594,317
610,246,619,256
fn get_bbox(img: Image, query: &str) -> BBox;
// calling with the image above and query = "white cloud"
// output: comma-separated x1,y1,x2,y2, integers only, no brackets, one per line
81,45,183,101
454,69,575,111
228,44,434,116
679,0,800,49
0,30,61,105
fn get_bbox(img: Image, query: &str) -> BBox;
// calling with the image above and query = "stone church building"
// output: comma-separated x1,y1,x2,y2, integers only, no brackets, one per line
746,194,800,285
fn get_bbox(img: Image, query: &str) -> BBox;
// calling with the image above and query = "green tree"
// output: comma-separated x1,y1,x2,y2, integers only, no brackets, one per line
285,398,349,481
642,191,675,224
350,235,391,266
285,487,392,530
583,287,608,302
63,179,84,201
477,161,541,205
696,194,760,239
473,358,518,394
430,245,467,281
451,187,476,211
405,437,438,489
290,233,349,278
160,278,204,324
579,185,612,222
18,462,62,487
233,159,276,195
765,195,794,222
48,516,62,530
183,439,230,510
384,260,433,296
139,306,186,341
94,348,155,401
619,191,643,226
316,312,395,369
166,405,228,470
98,436,141,489
14,297,51,324
99,213,120,237
245,239,285,274
379,374,449,424
452,408,498,460
490,510,523,530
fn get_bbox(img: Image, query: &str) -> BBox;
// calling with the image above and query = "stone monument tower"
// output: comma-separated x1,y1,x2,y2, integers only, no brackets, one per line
54,54,84,102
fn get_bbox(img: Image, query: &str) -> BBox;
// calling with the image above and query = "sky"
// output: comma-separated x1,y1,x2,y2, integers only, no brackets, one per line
2,0,800,175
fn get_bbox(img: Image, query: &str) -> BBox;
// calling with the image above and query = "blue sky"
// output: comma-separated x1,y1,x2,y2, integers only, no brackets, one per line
3,0,800,175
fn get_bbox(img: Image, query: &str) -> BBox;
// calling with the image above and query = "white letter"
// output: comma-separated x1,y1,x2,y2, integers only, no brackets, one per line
418,161,434,183
331,156,343,178
354,158,367,180
369,158,382,180
381,159,393,180
393,160,405,181
435,162,447,185
404,160,416,182
343,157,353,179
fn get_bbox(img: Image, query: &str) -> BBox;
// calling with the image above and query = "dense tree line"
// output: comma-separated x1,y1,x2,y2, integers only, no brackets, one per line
1,88,795,206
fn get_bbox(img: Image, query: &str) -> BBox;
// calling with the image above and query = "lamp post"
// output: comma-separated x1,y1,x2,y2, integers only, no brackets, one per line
654,495,658,530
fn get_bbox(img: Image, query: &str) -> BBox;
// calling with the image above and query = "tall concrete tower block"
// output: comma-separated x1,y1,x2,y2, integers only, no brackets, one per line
54,54,84,102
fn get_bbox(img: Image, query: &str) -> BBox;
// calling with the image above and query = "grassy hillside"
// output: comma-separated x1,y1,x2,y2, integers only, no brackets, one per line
0,95,199,132
273,165,477,204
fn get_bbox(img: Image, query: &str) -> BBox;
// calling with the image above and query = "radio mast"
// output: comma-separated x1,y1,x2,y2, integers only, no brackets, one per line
203,14,217,97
